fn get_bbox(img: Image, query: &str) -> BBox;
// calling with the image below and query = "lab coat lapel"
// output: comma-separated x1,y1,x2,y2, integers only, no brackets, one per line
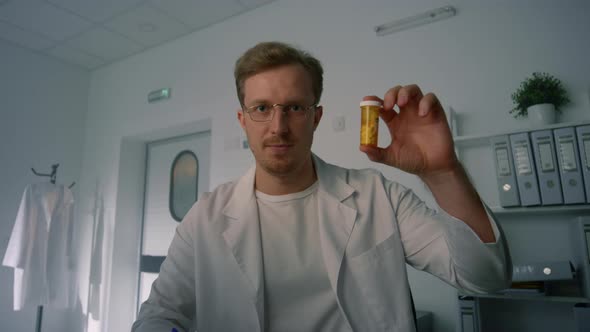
221,166,264,330
313,155,358,294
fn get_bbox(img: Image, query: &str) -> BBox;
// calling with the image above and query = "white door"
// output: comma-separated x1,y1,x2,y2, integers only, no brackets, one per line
137,131,211,311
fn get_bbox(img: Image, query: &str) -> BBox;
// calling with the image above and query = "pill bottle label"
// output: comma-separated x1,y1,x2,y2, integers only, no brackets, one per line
360,101,381,146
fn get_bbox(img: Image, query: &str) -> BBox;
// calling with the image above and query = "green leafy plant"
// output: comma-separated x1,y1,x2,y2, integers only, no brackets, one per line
510,72,570,118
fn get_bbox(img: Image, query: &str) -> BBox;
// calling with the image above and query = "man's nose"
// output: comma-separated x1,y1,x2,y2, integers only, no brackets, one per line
269,107,289,134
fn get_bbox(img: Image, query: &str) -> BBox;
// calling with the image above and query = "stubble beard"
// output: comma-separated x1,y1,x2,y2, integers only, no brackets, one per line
256,135,309,178
259,155,297,177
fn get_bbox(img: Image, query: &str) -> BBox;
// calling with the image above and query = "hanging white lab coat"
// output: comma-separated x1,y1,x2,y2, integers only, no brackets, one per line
88,195,105,319
2,182,77,311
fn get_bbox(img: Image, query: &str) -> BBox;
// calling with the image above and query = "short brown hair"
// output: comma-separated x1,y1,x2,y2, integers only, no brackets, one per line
234,41,324,106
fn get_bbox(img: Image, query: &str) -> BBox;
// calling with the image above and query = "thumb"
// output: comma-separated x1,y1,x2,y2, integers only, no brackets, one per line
359,145,386,164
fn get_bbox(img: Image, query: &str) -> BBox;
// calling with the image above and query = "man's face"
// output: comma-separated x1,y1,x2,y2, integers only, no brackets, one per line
238,64,323,177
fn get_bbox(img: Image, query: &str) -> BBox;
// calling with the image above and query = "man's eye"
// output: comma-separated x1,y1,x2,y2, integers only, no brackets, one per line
255,105,269,112
288,105,303,112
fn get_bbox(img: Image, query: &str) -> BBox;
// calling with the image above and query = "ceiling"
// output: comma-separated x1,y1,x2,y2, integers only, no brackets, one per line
0,0,275,70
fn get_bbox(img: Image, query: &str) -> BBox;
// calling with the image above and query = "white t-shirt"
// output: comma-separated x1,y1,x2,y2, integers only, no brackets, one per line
256,181,352,331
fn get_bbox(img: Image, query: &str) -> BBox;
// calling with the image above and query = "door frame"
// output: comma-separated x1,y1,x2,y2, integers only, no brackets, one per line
136,131,211,312
105,118,211,332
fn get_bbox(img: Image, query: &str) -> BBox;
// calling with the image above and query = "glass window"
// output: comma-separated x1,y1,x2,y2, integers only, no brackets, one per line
170,150,198,222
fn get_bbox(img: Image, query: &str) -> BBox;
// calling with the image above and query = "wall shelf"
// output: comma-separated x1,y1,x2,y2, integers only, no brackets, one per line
460,292,590,304
453,119,590,149
454,112,590,329
489,205,590,217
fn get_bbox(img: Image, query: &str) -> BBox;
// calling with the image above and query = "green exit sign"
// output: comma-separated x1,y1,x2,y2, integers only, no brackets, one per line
148,88,171,103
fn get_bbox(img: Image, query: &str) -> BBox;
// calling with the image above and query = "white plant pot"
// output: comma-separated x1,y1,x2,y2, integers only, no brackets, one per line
528,103,557,127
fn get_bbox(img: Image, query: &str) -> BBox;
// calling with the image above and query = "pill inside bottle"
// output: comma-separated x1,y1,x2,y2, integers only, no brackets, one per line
360,100,382,147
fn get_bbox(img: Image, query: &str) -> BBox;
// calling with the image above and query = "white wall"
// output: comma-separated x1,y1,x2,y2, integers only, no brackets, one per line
77,0,590,331
0,42,89,331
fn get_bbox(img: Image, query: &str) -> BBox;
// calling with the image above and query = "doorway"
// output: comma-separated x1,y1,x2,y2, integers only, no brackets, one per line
136,131,211,312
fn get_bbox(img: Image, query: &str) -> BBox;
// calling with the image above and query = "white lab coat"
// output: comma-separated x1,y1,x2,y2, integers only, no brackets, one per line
88,194,105,319
133,155,511,332
2,183,76,311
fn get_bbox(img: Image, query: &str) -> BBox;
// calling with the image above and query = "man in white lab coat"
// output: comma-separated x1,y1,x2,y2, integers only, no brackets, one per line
132,42,511,332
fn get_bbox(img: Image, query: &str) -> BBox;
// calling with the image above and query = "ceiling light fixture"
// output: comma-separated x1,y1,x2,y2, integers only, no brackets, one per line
374,6,457,37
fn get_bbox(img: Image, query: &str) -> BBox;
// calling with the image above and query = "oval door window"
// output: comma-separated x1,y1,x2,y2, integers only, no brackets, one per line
170,150,199,222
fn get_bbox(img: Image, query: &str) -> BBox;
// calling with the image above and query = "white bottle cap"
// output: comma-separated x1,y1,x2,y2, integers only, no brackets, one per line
360,100,383,107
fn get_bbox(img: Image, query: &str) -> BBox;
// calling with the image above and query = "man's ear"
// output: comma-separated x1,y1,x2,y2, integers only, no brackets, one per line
237,109,246,129
313,106,323,131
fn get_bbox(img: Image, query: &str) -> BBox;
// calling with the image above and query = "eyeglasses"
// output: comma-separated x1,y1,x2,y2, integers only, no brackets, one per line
242,103,317,122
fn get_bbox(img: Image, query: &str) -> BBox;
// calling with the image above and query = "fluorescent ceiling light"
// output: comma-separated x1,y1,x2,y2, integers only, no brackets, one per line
375,6,457,36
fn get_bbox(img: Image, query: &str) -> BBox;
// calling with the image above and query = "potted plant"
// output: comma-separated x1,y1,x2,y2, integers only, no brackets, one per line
510,72,570,126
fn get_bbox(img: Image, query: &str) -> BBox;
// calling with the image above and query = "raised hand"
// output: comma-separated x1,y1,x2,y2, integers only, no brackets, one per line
359,84,458,177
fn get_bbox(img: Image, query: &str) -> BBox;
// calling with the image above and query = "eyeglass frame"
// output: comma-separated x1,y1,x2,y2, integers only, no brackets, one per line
241,103,319,122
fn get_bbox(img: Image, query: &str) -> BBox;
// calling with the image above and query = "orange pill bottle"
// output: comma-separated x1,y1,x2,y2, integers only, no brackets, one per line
360,100,382,147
